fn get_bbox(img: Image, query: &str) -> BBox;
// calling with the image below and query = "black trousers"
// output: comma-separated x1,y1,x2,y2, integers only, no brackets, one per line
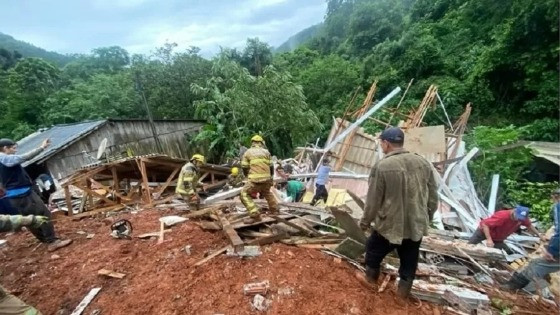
311,184,328,205
7,190,57,243
365,231,422,282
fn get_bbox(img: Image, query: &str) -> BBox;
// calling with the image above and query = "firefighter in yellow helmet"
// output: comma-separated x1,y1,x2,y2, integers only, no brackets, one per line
240,135,278,223
176,154,205,209
225,166,244,190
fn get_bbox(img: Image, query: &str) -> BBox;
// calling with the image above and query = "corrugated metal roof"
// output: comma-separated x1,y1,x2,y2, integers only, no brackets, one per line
17,120,107,166
527,141,560,166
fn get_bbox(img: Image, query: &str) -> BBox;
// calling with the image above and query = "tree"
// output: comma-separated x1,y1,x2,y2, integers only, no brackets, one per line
190,56,321,161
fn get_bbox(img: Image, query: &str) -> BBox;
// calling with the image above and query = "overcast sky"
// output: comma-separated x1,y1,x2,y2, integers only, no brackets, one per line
0,0,326,57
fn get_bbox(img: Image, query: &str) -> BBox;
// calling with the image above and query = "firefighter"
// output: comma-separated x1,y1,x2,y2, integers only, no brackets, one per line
1,214,48,315
225,167,245,190
176,154,205,209
240,135,278,223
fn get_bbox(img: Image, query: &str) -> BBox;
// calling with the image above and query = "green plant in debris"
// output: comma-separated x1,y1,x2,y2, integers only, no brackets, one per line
465,125,534,202
504,180,558,227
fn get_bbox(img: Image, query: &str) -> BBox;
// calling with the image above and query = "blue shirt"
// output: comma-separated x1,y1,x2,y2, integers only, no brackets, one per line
547,202,560,258
316,165,331,185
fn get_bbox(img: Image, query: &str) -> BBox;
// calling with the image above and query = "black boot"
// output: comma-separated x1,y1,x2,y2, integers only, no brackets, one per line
365,266,380,283
397,279,414,299
501,272,530,291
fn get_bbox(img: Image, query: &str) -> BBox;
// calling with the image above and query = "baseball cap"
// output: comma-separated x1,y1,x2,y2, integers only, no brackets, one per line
514,206,530,221
380,127,404,144
0,139,16,148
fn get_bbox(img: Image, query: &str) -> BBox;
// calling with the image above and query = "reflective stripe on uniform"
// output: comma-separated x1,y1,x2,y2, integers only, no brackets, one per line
248,173,271,180
249,158,270,165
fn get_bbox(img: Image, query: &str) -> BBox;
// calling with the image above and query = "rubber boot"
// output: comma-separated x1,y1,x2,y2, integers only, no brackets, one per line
501,272,530,291
365,266,380,284
397,279,414,299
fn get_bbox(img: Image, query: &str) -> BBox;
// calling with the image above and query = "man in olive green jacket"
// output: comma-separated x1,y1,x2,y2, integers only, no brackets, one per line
359,127,438,300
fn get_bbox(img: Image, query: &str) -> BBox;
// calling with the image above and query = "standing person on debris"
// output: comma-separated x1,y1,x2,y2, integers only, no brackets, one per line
285,180,306,203
0,138,72,252
358,127,438,299
502,189,560,290
1,214,48,315
225,167,245,190
468,206,544,253
240,135,277,224
176,154,205,209
311,158,331,206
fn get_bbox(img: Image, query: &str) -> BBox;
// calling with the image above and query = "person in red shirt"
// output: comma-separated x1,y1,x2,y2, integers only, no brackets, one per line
468,206,544,253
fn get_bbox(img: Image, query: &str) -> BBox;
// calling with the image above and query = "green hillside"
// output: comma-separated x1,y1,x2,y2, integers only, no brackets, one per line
275,24,322,53
0,32,74,66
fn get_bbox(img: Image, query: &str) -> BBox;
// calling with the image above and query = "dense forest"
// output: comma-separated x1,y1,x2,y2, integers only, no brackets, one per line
0,0,558,162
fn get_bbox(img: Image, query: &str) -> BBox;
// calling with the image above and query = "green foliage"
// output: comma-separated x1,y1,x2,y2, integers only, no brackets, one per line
504,180,558,225
191,56,321,161
465,126,534,201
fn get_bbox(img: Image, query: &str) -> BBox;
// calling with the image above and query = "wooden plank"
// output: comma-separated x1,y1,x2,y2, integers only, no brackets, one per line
64,186,73,217
183,204,227,218
271,215,321,237
346,189,364,209
111,166,119,202
70,287,102,315
63,166,107,187
217,210,244,252
69,204,126,219
156,167,180,196
246,233,288,246
137,230,171,239
74,183,118,207
98,269,126,279
202,179,228,191
140,159,152,205
329,207,367,244
194,246,230,267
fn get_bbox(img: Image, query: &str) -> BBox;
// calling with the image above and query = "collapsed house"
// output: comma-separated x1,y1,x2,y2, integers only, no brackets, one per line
8,83,557,314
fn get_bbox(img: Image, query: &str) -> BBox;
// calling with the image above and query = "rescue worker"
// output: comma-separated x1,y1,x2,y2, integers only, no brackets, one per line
0,138,72,252
225,167,245,190
176,154,205,210
1,213,48,315
240,135,278,223
502,189,560,291
359,127,438,300
311,158,331,206
468,206,544,253
285,180,306,202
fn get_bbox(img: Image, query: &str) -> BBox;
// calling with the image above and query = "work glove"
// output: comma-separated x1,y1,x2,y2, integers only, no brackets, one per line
31,215,49,228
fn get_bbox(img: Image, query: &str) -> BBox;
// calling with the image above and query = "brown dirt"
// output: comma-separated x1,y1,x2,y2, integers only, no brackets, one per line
1,209,442,315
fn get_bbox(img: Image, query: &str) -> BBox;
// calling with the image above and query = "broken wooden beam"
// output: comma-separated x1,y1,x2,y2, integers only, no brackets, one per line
271,215,321,237
246,233,289,246
194,246,230,267
217,210,244,252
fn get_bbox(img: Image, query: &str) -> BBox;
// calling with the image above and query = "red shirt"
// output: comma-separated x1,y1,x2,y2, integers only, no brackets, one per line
479,209,532,242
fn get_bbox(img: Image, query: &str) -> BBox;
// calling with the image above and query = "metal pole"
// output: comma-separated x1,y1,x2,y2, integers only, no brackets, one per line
135,72,163,154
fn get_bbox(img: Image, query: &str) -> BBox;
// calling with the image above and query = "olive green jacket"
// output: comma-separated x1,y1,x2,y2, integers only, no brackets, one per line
360,149,438,244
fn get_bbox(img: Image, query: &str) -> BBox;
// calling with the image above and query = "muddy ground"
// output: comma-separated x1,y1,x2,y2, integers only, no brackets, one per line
1,209,443,315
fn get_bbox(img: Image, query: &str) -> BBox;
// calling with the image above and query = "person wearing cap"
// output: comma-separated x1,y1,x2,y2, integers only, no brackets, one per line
502,189,560,290
468,206,544,253
1,213,48,315
0,138,72,252
359,127,438,300
176,154,206,210
311,158,331,206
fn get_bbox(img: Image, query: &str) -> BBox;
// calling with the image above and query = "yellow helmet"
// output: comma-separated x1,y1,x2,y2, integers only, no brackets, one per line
190,154,205,164
231,167,239,175
251,135,264,143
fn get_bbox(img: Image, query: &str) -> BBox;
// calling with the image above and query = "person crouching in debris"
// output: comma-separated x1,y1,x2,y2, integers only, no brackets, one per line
502,189,560,291
285,180,306,203
225,167,245,190
468,205,544,253
0,138,72,252
240,135,278,224
176,154,206,210
311,158,331,206
359,127,438,300
1,214,48,315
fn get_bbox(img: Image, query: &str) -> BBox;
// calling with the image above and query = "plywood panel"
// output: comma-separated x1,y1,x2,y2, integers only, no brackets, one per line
404,126,446,156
